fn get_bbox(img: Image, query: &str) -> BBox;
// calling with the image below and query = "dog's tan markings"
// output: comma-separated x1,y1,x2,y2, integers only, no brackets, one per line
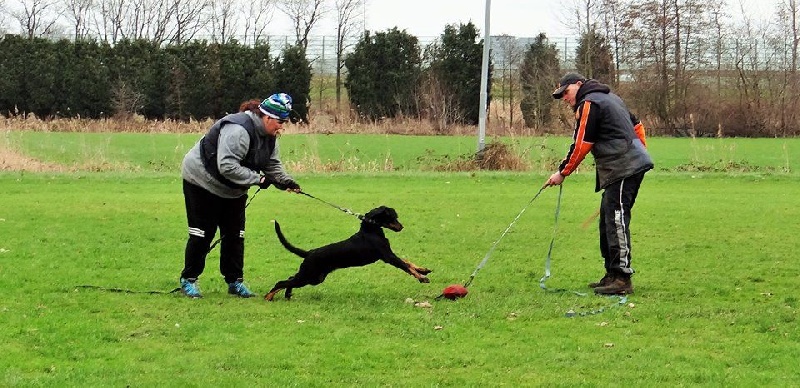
264,290,280,301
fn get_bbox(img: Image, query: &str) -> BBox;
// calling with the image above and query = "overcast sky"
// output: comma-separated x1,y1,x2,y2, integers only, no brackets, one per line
0,0,782,40
354,0,780,38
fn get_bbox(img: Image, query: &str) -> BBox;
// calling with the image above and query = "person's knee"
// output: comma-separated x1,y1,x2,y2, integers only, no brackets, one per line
221,229,245,242
188,229,215,246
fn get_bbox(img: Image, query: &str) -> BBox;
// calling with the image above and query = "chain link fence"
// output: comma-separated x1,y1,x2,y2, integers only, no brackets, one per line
289,34,581,76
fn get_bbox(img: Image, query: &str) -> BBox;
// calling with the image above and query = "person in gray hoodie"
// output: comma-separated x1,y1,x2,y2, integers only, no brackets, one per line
545,73,653,295
179,93,301,298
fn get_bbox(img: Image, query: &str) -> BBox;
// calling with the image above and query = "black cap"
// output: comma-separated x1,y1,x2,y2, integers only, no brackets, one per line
552,72,586,99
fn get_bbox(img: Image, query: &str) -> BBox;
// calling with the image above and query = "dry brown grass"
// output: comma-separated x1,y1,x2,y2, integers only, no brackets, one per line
424,140,532,172
476,141,531,170
0,104,562,137
0,146,64,172
0,142,136,173
1,114,213,133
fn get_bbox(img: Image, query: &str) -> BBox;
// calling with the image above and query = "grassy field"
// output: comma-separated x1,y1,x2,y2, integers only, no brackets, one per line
1,132,798,386
3,130,799,172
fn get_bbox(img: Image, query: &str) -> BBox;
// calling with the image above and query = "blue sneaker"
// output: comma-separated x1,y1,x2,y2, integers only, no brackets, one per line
227,278,255,298
180,277,202,298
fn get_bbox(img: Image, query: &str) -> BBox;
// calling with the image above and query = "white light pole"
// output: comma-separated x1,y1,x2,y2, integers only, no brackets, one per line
477,0,491,152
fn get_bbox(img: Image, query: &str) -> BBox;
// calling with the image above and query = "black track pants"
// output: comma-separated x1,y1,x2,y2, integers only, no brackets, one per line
599,171,646,275
181,180,247,283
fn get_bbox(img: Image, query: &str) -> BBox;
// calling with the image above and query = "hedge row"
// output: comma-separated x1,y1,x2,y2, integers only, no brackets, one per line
0,35,310,121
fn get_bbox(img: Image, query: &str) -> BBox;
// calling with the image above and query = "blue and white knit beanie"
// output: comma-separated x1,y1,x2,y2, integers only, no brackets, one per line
259,93,293,120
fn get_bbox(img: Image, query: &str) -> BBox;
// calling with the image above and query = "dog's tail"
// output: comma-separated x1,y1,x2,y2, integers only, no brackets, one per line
273,220,309,259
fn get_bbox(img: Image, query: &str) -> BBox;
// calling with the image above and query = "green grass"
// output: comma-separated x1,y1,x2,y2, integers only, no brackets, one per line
4,131,800,173
1,133,799,386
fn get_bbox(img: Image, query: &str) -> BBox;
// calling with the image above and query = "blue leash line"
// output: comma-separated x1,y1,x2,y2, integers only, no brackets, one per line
76,188,266,296
537,185,629,318
463,184,548,288
564,295,628,317
537,185,584,296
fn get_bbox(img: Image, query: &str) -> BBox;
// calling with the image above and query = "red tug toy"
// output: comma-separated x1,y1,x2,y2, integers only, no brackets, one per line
441,284,469,300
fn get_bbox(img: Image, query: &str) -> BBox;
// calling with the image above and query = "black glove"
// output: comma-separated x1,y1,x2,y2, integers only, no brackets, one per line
257,175,274,189
260,175,300,191
275,179,301,191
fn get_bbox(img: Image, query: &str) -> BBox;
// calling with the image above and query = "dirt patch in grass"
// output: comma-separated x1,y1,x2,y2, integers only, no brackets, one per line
423,141,532,171
0,146,64,172
475,142,530,170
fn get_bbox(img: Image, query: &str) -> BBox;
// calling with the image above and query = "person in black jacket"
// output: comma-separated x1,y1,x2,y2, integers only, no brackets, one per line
545,73,653,295
178,93,301,298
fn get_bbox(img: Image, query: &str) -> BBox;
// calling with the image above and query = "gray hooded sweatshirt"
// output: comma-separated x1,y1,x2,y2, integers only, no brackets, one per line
181,111,294,198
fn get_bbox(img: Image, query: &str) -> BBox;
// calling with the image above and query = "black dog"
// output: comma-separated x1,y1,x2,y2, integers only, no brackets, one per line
265,206,431,301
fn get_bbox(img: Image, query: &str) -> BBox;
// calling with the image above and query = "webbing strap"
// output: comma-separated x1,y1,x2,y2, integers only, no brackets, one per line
463,184,548,288
299,191,366,222
208,187,261,252
538,185,585,296
536,185,629,317
74,285,181,294
564,295,628,317
74,188,264,297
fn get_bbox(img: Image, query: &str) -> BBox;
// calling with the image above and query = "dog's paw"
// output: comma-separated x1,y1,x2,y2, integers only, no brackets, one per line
416,267,432,275
418,276,430,283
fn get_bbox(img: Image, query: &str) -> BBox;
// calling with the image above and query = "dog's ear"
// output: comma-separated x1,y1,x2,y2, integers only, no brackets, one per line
365,206,398,223
364,207,379,220
365,206,387,219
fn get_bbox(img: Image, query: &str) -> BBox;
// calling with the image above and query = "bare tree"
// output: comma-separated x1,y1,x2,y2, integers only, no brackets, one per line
144,0,176,42
91,0,169,43
93,0,122,43
168,0,210,44
0,0,9,33
92,0,208,44
730,6,779,136
495,34,524,129
618,0,715,131
707,2,728,97
560,0,600,74
242,0,276,45
10,0,60,38
556,0,597,37
419,69,464,133
333,0,363,115
277,0,327,50
774,0,800,135
207,0,237,43
64,0,93,39
598,0,627,83
131,0,159,40
671,0,714,123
